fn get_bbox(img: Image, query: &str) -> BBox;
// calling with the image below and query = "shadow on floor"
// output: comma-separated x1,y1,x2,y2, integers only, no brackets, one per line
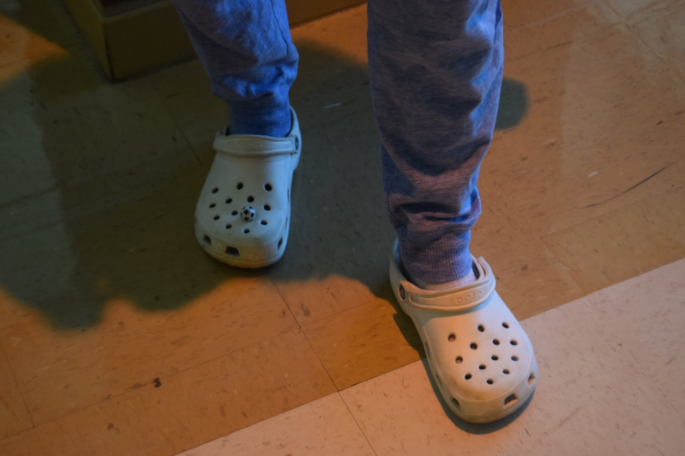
0,11,527,339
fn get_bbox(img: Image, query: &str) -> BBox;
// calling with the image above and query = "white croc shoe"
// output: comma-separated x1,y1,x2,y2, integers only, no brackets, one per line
389,241,538,423
194,107,301,268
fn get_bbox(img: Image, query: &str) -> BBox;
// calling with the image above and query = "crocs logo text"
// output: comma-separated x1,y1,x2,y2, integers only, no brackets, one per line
226,140,269,151
449,289,483,306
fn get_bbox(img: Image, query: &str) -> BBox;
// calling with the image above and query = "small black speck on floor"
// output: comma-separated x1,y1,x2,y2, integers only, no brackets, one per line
153,377,162,388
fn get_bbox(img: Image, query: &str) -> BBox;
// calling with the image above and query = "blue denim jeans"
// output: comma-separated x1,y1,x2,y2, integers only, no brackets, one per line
173,0,504,284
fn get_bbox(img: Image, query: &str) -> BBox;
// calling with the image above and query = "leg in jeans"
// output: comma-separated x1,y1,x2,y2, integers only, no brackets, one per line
368,0,504,287
172,0,298,137
374,1,537,424
174,0,302,268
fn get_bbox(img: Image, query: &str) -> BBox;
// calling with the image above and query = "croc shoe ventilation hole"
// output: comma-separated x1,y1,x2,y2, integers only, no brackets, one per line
451,397,461,410
504,394,518,407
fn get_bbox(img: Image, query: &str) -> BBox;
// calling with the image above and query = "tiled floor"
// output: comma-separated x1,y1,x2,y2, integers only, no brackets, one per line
177,259,685,456
1,0,684,454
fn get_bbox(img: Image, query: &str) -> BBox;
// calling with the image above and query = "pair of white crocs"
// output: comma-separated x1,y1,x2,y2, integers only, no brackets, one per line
195,107,537,423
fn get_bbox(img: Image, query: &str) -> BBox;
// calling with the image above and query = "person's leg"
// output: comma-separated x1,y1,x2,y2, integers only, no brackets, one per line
173,0,302,268
172,0,298,137
368,0,503,288
372,0,537,424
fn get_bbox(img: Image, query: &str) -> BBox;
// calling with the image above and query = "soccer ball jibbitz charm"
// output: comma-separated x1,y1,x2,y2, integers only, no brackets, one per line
241,206,256,221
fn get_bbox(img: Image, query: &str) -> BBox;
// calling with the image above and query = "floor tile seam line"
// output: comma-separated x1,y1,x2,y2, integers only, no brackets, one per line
0,338,36,433
537,233,605,296
0,162,203,244
265,274,303,331
300,322,342,392
166,391,345,456
0,424,36,449
622,18,685,86
622,17,677,75
335,356,421,392
624,1,685,26
22,324,300,429
337,390,380,456
0,219,65,247
168,114,202,165
0,144,200,215
0,186,58,211
150,82,202,165
296,294,390,330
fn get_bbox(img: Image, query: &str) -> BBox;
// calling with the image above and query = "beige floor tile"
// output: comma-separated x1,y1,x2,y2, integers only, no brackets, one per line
176,393,374,456
303,297,423,390
0,329,336,456
629,3,685,81
587,258,685,420
602,0,683,23
486,24,685,239
1,273,296,424
543,186,685,293
340,296,685,455
502,0,621,61
0,343,32,439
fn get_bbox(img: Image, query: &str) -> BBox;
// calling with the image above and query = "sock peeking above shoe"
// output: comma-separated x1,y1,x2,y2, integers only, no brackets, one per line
400,255,478,291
